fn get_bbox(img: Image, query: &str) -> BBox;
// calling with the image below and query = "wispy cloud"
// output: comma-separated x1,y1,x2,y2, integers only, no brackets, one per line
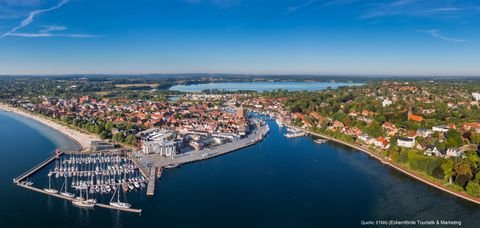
1,0,97,39
39,25,67,33
1,0,68,38
360,0,477,19
418,29,466,43
7,32,99,38
287,0,317,14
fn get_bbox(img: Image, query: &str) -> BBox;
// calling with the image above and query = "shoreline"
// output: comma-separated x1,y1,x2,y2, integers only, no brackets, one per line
285,124,480,206
0,103,100,152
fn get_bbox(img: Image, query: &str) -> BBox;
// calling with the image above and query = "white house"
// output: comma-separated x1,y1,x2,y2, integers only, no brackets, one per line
358,134,374,145
446,148,461,158
432,125,449,133
473,92,480,101
382,99,392,107
397,137,415,148
417,128,433,138
424,145,443,157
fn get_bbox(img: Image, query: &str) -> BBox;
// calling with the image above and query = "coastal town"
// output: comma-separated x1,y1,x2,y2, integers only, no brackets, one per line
3,77,480,213
1,83,270,212
243,81,480,200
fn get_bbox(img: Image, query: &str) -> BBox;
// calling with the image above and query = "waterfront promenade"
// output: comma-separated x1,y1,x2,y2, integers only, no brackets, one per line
141,121,270,169
285,124,480,206
131,120,269,196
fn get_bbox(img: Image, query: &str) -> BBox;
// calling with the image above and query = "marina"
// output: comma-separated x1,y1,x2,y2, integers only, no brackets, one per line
13,152,145,214
11,117,269,214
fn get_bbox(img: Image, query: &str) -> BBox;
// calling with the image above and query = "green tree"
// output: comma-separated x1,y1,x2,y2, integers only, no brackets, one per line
125,134,136,145
446,129,463,148
441,160,454,184
470,132,480,144
466,182,480,197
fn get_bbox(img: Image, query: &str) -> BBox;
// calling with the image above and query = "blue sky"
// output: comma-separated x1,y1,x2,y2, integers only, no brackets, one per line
0,0,479,76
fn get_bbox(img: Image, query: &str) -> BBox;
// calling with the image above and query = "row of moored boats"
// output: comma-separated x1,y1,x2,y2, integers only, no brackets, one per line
41,154,145,209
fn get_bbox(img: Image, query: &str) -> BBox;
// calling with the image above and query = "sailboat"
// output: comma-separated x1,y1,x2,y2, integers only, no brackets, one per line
44,171,58,194
59,176,75,198
72,183,95,208
24,177,34,186
109,186,131,209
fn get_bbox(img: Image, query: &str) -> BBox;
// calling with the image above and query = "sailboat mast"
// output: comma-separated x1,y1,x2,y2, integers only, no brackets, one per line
110,187,117,203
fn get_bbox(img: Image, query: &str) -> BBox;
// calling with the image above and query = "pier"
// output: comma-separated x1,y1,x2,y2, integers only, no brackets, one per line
13,152,145,214
147,167,156,196
142,121,270,169
16,183,142,213
13,152,63,184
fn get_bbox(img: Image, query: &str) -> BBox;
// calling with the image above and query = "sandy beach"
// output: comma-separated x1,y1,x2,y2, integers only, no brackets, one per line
0,103,100,151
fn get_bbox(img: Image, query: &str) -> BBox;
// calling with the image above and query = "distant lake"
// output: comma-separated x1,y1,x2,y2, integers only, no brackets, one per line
169,82,363,92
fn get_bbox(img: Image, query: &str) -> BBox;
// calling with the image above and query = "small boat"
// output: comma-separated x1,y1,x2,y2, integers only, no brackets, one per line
72,200,95,208
24,178,34,186
275,118,283,127
165,164,179,169
44,174,58,194
314,139,328,144
284,132,305,138
44,188,58,194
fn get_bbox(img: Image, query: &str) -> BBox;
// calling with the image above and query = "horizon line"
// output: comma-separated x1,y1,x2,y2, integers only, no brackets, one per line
1,73,480,78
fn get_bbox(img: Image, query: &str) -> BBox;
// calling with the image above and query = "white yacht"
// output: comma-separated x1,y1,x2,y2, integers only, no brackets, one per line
72,184,95,208
72,199,95,208
314,139,328,144
44,173,58,194
59,176,75,198
109,187,131,209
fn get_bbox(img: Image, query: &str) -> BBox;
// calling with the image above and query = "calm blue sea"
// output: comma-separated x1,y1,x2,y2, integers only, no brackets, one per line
1,111,479,227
